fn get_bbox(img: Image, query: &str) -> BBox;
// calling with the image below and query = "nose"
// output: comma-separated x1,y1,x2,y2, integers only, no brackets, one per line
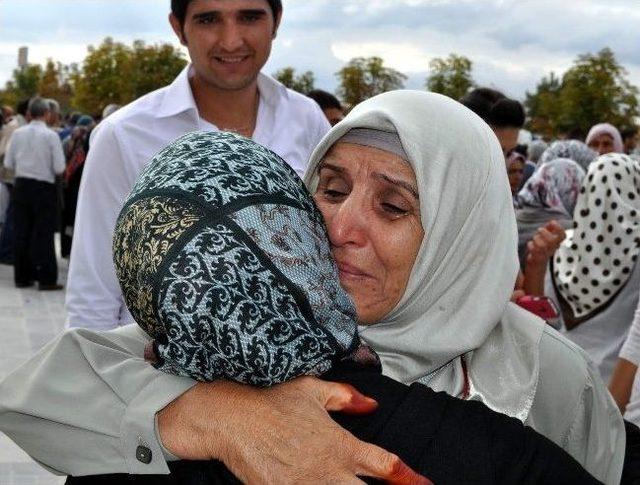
323,194,368,249
219,20,244,52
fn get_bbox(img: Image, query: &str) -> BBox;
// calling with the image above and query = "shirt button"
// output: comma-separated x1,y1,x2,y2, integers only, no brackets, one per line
136,445,152,464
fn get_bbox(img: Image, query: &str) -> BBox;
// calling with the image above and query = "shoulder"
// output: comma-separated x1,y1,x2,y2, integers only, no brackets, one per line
99,84,171,133
260,74,328,127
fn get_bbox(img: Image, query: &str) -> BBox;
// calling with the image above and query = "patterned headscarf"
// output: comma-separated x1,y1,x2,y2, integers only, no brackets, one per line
586,123,624,154
517,158,586,218
528,140,548,164
113,131,362,385
539,140,598,171
553,153,640,320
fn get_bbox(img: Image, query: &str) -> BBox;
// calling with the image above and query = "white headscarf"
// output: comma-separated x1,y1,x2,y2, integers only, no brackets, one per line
553,153,640,320
304,91,544,421
586,123,624,154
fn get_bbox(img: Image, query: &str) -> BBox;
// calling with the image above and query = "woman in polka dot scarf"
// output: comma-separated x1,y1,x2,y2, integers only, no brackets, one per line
549,152,640,382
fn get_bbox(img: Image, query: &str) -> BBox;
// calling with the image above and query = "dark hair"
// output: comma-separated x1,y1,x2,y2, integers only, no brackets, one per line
513,144,528,158
307,89,342,111
171,0,283,25
460,87,525,129
16,98,30,117
621,127,638,140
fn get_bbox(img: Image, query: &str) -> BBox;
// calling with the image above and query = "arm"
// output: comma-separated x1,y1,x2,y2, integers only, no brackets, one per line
0,326,425,483
3,133,16,171
65,122,134,329
0,325,195,476
50,132,66,176
612,295,640,412
523,220,566,296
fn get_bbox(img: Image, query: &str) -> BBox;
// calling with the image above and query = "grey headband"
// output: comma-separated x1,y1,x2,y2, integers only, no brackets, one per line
340,128,409,161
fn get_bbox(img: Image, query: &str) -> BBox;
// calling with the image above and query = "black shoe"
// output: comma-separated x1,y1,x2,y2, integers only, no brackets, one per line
15,281,34,288
38,283,64,291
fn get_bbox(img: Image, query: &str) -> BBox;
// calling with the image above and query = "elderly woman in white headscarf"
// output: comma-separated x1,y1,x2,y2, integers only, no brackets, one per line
0,92,625,484
303,91,624,483
586,123,625,155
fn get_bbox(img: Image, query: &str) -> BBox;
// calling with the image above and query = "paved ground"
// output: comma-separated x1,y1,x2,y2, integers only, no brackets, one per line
0,250,67,485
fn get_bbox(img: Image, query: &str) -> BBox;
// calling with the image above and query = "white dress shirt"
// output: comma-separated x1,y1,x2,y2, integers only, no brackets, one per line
66,65,330,330
4,120,65,183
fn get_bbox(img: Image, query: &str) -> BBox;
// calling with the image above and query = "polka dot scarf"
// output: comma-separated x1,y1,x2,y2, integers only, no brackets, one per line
553,153,640,319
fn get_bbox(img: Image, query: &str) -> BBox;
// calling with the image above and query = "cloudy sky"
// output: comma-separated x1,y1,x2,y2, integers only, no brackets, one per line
1,0,640,101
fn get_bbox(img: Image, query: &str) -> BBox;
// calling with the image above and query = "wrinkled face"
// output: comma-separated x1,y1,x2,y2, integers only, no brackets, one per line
170,0,279,92
314,142,424,324
492,126,520,158
588,133,615,155
507,159,525,194
323,107,345,126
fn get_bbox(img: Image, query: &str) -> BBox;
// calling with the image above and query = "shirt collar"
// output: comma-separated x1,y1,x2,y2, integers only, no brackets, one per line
156,64,289,119
30,120,47,126
156,65,199,119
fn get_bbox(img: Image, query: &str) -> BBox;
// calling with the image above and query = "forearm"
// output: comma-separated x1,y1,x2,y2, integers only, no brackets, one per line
523,262,547,296
0,326,195,476
609,358,638,414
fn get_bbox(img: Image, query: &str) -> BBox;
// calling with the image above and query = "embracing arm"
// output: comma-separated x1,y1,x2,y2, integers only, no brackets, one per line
0,325,426,484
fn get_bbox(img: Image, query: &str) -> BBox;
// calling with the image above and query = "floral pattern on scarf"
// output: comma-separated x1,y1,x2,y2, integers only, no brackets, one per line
539,140,598,171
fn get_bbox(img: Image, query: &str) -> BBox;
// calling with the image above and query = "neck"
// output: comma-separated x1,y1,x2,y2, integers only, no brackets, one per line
191,73,260,139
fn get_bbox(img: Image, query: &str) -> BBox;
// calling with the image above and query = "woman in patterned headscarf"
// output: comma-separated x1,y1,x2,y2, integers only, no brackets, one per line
516,158,586,266
547,153,640,384
539,139,598,170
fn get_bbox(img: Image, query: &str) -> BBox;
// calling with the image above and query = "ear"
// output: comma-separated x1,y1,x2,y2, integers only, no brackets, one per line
272,10,282,39
169,13,188,46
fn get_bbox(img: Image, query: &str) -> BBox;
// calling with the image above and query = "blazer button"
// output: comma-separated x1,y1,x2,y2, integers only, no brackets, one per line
136,445,152,464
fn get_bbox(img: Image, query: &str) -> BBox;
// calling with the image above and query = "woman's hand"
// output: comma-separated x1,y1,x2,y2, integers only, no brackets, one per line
158,376,431,485
525,220,566,268
523,220,566,295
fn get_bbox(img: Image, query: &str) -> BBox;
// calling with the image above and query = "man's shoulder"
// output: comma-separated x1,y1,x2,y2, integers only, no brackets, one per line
260,74,327,125
103,83,172,128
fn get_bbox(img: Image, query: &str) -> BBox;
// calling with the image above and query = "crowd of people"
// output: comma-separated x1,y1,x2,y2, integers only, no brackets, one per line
1,0,640,483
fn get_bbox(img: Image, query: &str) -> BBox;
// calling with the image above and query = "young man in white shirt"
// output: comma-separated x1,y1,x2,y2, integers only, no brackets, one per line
66,0,330,330
4,97,66,290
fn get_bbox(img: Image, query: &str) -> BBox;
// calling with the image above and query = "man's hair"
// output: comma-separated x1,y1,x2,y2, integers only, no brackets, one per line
16,98,30,117
621,127,638,140
460,87,525,129
27,97,50,119
171,0,283,25
307,89,342,112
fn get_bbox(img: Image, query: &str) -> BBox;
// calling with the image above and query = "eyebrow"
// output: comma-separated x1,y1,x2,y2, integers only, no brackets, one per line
192,8,268,21
319,162,419,200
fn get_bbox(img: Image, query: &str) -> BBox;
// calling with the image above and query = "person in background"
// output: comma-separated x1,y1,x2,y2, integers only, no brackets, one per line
58,112,81,142
586,122,624,155
538,139,598,171
506,150,525,203
460,87,525,158
622,127,639,156
307,89,345,126
46,99,62,132
101,103,121,120
528,139,548,165
3,97,65,290
64,0,330,331
515,158,585,268
61,116,95,258
546,153,640,383
0,99,30,265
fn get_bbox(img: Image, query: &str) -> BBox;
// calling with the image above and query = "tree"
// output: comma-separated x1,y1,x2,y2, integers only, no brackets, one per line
0,64,43,106
526,48,640,139
72,38,187,115
38,59,75,110
426,54,475,100
336,56,407,108
273,67,315,94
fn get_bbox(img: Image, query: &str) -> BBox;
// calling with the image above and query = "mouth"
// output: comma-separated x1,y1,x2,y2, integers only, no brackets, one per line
335,260,371,280
213,55,251,64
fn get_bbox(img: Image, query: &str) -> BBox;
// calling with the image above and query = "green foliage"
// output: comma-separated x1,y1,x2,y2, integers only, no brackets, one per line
526,48,640,139
336,56,407,108
426,54,475,100
72,38,187,115
38,59,75,111
0,64,43,106
272,67,315,94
